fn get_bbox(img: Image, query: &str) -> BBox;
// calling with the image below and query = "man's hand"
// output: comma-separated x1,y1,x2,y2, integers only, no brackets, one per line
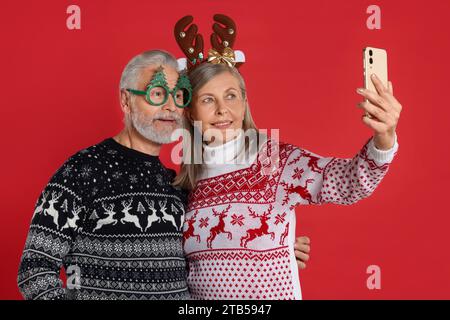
294,236,310,269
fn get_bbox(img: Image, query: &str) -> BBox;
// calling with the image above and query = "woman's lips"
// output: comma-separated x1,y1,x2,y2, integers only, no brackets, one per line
211,121,233,129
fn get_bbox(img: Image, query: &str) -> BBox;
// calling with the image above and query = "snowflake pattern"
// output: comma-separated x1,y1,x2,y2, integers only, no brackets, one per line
62,164,73,177
199,217,209,228
230,214,245,226
274,212,287,225
292,167,304,180
80,165,93,179
129,174,138,184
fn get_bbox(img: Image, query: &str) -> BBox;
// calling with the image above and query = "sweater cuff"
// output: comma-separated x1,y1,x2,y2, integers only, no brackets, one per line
367,132,399,164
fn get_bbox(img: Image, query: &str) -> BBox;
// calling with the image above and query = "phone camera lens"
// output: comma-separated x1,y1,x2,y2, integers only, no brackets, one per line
369,50,373,56
369,58,373,64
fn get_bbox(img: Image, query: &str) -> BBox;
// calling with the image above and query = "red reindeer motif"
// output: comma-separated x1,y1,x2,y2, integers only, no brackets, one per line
288,150,323,174
207,205,232,249
300,150,323,173
183,210,201,244
281,179,316,206
240,204,275,248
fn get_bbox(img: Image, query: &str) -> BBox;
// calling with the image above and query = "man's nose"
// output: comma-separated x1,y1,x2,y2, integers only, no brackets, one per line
161,93,177,112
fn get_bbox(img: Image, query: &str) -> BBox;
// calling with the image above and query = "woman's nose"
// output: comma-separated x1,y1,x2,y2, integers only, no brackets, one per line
215,99,228,115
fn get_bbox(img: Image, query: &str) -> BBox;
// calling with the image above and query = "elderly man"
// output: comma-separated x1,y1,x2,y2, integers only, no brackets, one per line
17,50,311,300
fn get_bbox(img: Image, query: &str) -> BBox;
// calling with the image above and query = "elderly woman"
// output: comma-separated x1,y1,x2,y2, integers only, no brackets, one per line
173,15,401,300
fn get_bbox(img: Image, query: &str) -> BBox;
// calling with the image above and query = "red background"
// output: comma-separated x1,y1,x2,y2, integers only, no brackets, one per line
1,0,449,299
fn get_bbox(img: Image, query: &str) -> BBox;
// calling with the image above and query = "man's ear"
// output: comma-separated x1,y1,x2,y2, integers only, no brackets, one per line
120,90,132,115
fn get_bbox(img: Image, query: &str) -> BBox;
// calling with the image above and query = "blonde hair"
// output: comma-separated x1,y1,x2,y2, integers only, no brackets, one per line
173,63,259,190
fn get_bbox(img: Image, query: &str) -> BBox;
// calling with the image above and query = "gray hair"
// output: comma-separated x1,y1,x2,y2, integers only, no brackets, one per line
188,63,248,100
119,49,178,90
119,50,179,127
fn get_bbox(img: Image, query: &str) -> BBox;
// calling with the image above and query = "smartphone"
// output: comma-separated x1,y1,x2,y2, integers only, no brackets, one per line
363,47,388,118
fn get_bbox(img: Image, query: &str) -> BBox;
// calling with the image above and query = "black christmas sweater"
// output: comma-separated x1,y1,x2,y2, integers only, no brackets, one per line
18,138,190,300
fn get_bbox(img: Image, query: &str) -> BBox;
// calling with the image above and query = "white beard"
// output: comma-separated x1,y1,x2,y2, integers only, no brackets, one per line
130,109,182,145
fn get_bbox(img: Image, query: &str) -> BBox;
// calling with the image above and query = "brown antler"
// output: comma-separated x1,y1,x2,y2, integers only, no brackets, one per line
174,15,204,69
210,14,236,53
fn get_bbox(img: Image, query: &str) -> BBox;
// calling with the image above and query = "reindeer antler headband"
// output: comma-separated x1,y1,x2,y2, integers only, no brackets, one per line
174,14,246,71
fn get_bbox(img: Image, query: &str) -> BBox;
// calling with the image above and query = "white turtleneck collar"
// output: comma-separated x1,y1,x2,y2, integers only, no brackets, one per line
198,131,266,181
203,131,246,166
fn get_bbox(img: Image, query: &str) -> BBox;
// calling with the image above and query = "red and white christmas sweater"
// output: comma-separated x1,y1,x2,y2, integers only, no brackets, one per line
183,132,399,300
